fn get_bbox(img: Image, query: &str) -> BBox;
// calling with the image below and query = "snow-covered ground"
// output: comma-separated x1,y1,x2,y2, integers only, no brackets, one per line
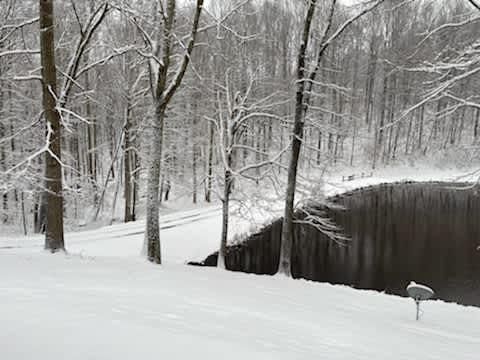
2,200,480,359
1,251,479,360
2,166,480,359
324,164,478,196
0,206,223,263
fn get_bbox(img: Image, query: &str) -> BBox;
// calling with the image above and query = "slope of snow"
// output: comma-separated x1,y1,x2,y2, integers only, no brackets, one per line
0,205,261,263
1,251,479,360
0,206,223,263
324,165,478,197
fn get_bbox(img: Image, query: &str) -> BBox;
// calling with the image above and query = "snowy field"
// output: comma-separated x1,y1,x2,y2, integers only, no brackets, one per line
1,202,480,359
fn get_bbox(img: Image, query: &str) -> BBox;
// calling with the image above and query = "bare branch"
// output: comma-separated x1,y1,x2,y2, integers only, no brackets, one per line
468,0,480,11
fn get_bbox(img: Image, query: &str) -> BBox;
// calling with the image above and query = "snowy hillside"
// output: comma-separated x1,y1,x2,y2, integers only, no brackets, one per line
1,206,480,360
2,253,479,360
0,207,223,263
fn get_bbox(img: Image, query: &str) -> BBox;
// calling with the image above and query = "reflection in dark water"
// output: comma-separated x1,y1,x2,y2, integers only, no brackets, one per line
197,182,480,306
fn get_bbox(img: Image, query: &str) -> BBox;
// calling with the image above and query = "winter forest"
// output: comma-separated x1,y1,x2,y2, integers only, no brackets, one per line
1,0,479,264
2,0,480,358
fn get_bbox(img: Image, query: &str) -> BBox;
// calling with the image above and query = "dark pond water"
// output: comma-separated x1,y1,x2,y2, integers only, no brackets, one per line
196,182,480,306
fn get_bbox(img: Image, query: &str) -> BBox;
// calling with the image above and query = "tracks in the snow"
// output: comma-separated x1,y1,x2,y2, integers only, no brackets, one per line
119,207,221,237
0,206,222,250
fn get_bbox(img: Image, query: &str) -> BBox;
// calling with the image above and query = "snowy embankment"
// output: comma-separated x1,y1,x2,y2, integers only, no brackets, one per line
2,166,480,359
1,252,479,360
231,165,480,243
324,164,478,196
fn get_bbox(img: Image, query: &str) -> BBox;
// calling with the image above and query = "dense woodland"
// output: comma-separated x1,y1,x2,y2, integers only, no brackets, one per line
0,0,479,273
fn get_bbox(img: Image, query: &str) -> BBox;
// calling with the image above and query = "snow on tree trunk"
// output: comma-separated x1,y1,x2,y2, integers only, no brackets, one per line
205,115,214,203
278,0,317,276
124,100,134,223
278,0,383,275
145,103,166,264
218,168,232,269
39,0,65,252
142,0,204,264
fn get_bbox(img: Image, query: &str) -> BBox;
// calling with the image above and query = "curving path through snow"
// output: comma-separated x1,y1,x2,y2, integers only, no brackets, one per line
0,206,223,263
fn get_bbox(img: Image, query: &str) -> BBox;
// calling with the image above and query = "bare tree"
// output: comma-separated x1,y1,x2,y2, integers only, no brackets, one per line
39,0,64,251
139,0,205,264
205,72,286,268
279,0,384,276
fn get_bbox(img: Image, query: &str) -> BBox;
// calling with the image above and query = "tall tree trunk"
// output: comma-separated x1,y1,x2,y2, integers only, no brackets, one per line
0,124,6,224
218,165,232,269
145,103,165,264
377,68,388,154
474,108,480,143
85,67,97,198
123,101,134,222
21,192,27,235
192,100,198,204
0,48,6,223
417,104,425,151
457,107,466,145
278,0,317,276
384,74,396,163
317,129,322,165
84,0,98,205
349,42,360,166
40,0,64,252
144,0,203,264
405,112,413,154
205,122,214,202
364,34,377,131
9,102,18,208
132,140,140,221
110,158,122,225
